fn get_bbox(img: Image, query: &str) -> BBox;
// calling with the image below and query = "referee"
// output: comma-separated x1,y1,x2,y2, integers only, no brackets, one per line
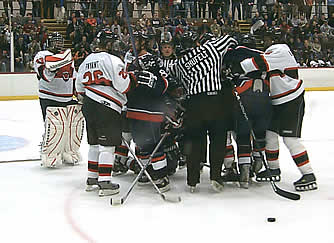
169,31,238,192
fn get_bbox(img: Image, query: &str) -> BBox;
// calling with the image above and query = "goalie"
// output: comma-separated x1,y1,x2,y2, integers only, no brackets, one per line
33,32,84,168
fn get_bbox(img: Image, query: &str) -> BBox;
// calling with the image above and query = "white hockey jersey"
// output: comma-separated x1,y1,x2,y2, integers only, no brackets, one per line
34,50,75,103
75,52,131,114
240,44,304,105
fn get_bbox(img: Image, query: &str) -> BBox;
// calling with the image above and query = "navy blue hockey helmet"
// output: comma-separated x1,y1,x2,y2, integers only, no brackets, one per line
181,31,199,50
199,32,215,45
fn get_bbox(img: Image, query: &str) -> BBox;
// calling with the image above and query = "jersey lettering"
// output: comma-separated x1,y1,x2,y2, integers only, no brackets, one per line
83,70,112,86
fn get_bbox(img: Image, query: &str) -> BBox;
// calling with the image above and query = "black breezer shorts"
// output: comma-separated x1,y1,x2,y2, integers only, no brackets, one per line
82,96,122,146
269,92,305,138
39,98,77,121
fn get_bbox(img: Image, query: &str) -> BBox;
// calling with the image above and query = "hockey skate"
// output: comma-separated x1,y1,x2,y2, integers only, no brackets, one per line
256,168,281,182
85,177,99,192
98,181,120,197
154,176,170,193
293,173,318,191
239,164,251,189
112,156,129,176
251,155,263,174
211,177,225,192
138,173,150,185
221,167,240,183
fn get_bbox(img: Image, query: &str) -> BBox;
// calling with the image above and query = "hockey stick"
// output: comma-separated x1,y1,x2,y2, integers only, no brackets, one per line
122,0,139,67
232,86,301,201
111,132,181,205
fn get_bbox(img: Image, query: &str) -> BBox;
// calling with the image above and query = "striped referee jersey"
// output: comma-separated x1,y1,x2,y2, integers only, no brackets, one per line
169,35,238,95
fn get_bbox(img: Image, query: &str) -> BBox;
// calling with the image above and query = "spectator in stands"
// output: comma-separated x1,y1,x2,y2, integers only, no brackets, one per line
242,0,254,20
184,0,195,18
329,12,334,28
43,0,56,18
120,26,130,46
3,1,13,18
294,37,304,50
299,15,308,27
263,13,272,27
311,36,322,55
252,11,262,25
14,35,26,72
0,49,9,72
302,39,313,65
232,0,241,20
111,20,122,38
32,0,41,18
198,0,206,19
87,12,97,27
137,0,146,18
315,0,325,18
257,0,265,15
304,0,313,20
151,12,163,33
320,20,332,37
96,10,106,25
210,19,221,37
318,13,327,26
114,11,125,27
161,25,172,42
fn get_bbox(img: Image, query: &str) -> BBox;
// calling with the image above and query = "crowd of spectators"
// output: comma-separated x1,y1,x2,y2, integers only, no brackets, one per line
1,0,334,72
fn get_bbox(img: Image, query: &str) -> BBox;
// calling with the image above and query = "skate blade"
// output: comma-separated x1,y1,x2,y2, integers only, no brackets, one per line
211,180,224,192
256,176,281,182
239,182,249,189
98,188,120,197
295,182,318,191
157,185,170,193
112,171,127,177
85,185,99,192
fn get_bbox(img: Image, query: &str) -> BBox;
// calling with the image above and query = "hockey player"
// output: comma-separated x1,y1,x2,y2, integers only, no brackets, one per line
222,44,272,189
125,32,170,192
233,43,317,191
34,32,84,168
75,29,143,196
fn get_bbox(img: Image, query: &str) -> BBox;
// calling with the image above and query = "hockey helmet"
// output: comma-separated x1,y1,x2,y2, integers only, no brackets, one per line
181,31,199,50
97,28,117,46
239,34,257,48
47,32,64,52
199,32,215,45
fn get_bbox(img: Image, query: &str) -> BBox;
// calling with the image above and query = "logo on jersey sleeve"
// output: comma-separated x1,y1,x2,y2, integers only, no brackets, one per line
55,63,74,82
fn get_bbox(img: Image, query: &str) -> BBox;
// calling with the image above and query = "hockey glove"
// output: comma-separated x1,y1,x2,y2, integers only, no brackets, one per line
135,70,157,88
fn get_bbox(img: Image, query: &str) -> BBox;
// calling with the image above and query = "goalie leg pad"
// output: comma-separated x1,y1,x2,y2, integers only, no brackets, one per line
41,106,68,167
63,104,85,165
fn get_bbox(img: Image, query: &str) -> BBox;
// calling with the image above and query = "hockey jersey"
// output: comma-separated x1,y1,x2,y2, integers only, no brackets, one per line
126,53,169,123
224,46,270,97
239,44,304,105
75,52,131,114
34,50,75,103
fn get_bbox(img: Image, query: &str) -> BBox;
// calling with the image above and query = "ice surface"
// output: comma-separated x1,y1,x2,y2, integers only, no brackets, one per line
0,91,333,243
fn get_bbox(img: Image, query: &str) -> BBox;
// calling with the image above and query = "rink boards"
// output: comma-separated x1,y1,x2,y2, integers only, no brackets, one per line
0,68,334,100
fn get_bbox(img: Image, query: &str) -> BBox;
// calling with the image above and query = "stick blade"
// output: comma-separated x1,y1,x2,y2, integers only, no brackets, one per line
110,197,124,206
163,194,182,203
272,183,301,201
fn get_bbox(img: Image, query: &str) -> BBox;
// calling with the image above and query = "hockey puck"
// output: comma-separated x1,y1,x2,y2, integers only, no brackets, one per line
267,217,276,222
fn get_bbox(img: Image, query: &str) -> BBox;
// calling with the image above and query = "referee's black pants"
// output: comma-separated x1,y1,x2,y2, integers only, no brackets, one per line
183,89,233,186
